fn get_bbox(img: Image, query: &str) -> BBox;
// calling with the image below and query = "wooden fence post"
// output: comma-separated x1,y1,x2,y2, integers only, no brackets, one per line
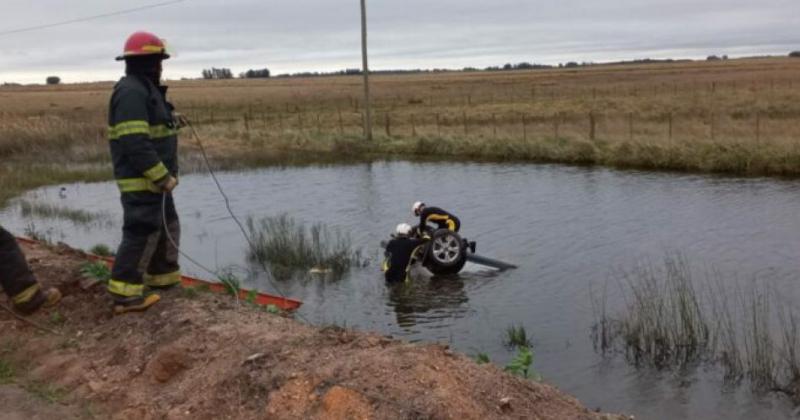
384,112,391,136
243,113,250,131
411,114,417,137
589,112,596,141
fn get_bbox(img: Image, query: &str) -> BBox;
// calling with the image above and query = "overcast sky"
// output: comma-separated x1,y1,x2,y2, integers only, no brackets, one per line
1,0,798,84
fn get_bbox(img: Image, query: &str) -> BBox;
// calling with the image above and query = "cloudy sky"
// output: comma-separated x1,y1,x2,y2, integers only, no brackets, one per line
1,0,798,84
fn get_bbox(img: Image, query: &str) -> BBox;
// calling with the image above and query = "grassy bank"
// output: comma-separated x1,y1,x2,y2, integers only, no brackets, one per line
2,58,800,207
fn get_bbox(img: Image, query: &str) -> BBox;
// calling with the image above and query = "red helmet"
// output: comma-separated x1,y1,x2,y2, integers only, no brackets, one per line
116,31,170,61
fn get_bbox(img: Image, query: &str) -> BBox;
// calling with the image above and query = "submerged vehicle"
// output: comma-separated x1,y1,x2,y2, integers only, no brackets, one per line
383,227,517,277
421,228,473,275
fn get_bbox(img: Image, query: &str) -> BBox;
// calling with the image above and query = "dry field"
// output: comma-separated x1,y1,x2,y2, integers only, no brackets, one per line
2,57,800,205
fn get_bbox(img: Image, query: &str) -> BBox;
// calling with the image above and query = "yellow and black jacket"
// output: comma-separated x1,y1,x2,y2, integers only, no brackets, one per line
108,75,178,194
419,206,461,232
383,237,425,283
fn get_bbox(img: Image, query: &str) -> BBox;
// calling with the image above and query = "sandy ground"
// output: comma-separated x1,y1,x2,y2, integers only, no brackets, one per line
0,240,625,420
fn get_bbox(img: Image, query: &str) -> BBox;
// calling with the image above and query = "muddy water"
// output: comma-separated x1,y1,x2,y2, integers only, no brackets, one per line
3,162,800,419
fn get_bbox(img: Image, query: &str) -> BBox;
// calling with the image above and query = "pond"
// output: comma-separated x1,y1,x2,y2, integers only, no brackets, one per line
3,161,800,419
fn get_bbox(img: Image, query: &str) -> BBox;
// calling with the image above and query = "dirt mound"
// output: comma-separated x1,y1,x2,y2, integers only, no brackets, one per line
0,241,625,420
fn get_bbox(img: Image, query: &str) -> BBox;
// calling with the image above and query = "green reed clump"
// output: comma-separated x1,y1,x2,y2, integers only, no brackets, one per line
594,253,800,403
18,199,110,226
246,214,361,278
614,254,710,368
505,324,532,349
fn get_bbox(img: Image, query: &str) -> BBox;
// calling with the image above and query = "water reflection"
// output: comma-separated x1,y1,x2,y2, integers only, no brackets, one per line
2,161,800,419
386,273,469,329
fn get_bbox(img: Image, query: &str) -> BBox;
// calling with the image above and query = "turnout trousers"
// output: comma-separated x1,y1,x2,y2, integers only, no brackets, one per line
108,192,181,300
0,226,46,312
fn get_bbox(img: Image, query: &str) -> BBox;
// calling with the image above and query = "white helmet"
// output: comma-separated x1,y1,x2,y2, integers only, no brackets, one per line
395,223,413,237
412,201,425,216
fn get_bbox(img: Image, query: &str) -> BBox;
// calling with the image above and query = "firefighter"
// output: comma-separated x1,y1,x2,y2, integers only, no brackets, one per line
107,31,184,314
412,201,461,233
382,223,426,283
0,226,61,314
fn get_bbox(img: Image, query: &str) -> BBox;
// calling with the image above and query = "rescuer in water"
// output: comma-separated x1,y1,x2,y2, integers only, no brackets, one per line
412,201,461,233
382,223,426,283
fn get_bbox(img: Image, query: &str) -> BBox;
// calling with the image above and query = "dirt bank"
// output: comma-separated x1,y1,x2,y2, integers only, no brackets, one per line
0,240,624,419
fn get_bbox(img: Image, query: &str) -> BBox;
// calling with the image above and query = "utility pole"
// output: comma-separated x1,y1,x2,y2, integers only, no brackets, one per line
360,0,373,141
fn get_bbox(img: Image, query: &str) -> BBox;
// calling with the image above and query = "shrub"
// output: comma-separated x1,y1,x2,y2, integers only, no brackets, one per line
45,76,60,85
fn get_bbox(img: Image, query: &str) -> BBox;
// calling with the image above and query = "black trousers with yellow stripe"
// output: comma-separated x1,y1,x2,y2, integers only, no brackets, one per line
0,226,45,312
109,192,181,300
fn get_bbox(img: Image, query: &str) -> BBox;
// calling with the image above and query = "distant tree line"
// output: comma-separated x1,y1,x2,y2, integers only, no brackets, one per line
196,51,800,82
201,68,234,79
239,68,271,78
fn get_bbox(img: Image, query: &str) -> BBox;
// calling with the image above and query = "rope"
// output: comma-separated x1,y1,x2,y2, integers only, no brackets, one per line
0,302,62,335
161,122,310,323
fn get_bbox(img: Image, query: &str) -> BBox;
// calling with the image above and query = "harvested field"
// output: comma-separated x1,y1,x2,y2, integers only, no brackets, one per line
2,58,800,207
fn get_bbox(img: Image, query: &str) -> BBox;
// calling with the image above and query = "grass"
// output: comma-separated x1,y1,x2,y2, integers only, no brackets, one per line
88,243,114,257
25,381,67,404
218,270,242,297
504,346,537,380
49,311,66,326
505,325,532,349
23,222,53,244
18,200,111,226
594,253,800,403
246,214,361,279
0,58,799,214
0,359,15,384
80,262,111,284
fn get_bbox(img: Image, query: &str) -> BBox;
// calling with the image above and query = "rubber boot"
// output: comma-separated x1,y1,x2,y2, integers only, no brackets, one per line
113,294,160,315
42,287,62,308
14,287,61,315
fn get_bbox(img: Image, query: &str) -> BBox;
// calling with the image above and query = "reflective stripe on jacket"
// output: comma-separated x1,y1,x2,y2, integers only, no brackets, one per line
108,75,179,193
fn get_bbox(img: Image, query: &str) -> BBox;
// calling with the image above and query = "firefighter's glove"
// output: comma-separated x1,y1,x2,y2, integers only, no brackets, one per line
159,176,179,193
172,112,190,129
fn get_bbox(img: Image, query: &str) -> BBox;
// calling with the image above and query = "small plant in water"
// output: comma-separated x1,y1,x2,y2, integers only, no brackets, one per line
24,222,51,244
475,352,491,365
505,324,531,349
18,199,110,226
80,261,111,284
